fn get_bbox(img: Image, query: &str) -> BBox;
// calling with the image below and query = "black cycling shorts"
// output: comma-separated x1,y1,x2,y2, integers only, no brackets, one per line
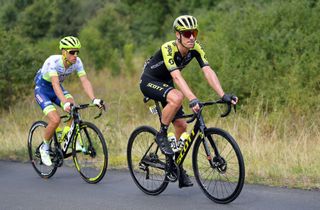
140,74,185,119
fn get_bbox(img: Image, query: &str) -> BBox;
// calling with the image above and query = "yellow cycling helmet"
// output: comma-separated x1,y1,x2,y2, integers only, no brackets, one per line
173,15,198,32
59,36,81,50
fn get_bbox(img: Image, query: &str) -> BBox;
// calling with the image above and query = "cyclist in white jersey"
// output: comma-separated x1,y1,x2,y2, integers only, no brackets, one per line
34,36,105,166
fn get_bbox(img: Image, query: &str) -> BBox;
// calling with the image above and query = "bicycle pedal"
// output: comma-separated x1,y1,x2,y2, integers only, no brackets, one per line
139,163,147,171
166,171,178,182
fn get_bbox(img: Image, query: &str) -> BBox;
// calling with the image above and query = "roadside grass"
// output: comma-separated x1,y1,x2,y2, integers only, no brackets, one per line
227,112,320,190
0,70,319,190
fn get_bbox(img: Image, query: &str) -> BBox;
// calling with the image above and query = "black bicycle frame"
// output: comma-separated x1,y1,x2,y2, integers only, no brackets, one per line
146,97,221,168
53,110,82,158
175,109,212,166
175,122,200,165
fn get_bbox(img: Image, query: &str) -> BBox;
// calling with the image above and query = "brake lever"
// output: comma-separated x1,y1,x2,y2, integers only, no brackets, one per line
94,109,103,119
186,114,196,123
93,102,106,119
220,102,232,118
101,103,106,112
62,104,74,122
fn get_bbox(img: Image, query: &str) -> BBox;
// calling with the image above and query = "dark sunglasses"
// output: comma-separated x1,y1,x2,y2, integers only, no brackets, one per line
180,30,198,38
67,50,80,55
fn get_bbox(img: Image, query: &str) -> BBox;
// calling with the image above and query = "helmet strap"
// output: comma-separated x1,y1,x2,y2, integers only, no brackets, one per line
62,51,72,67
178,33,190,50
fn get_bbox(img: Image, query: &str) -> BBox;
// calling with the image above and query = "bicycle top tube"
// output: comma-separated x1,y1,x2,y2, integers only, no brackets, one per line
60,103,103,122
143,96,234,124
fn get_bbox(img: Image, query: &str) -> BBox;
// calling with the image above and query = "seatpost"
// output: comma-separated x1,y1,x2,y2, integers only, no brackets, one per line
154,100,162,122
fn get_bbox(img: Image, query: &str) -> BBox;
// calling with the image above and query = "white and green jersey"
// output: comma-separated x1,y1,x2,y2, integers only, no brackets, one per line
35,55,86,84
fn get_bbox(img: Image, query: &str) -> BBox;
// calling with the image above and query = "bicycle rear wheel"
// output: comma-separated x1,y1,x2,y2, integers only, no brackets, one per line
27,121,57,178
127,126,168,195
72,121,108,184
193,128,245,204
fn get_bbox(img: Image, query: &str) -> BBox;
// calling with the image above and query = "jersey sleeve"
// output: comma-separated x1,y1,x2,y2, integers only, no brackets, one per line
161,41,179,72
75,58,87,77
42,58,59,82
193,41,209,68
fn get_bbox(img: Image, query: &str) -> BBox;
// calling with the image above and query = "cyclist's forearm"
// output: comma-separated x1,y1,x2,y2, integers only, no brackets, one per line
202,66,224,97
52,77,68,104
171,72,197,100
80,76,95,101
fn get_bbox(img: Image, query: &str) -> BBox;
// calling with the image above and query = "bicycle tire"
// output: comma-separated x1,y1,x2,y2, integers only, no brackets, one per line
72,121,108,184
127,126,169,195
193,127,245,204
27,121,58,178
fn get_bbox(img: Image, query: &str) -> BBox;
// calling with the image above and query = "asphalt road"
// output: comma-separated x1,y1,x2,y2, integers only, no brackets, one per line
0,160,319,210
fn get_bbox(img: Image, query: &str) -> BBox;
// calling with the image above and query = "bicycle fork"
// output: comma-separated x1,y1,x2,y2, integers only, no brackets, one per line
201,132,227,172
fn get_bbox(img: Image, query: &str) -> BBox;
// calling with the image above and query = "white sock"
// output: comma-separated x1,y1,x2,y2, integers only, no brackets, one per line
42,141,50,150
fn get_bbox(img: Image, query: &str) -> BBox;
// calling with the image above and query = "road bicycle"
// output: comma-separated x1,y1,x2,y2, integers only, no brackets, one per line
28,103,108,184
127,97,245,204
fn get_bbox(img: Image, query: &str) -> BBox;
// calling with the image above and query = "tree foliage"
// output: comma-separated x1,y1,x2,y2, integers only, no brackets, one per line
0,0,319,113
0,28,42,109
197,0,320,113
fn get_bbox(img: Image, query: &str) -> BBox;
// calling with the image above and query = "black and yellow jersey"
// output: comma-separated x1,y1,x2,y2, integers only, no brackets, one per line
142,40,209,82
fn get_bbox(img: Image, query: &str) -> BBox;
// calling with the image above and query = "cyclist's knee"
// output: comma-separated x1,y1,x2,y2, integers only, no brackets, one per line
47,112,61,127
51,117,61,127
167,89,183,107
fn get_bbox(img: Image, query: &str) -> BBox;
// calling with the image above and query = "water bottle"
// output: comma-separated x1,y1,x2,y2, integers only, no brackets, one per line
61,126,71,150
55,127,63,143
178,132,189,150
167,132,179,152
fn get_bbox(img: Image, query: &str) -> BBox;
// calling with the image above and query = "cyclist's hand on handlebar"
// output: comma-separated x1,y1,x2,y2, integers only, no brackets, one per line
92,98,106,110
189,98,200,113
63,102,71,112
222,94,238,105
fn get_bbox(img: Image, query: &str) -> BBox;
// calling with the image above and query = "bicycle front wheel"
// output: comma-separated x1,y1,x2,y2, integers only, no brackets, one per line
72,121,108,184
127,126,168,195
27,121,57,178
193,128,245,204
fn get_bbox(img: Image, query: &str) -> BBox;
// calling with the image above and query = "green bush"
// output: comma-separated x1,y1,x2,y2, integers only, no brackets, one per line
80,3,132,71
0,0,320,114
183,0,320,113
0,28,42,109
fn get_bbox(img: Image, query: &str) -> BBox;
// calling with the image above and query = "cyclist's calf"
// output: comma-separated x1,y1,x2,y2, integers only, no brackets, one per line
173,119,187,139
43,111,61,140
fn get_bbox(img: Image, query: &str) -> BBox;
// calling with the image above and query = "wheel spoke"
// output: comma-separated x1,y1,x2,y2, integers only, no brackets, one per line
28,121,57,179
127,126,168,195
73,122,108,184
193,128,245,204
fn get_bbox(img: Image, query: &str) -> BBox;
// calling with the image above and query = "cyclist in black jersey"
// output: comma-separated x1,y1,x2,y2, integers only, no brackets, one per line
140,15,238,188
